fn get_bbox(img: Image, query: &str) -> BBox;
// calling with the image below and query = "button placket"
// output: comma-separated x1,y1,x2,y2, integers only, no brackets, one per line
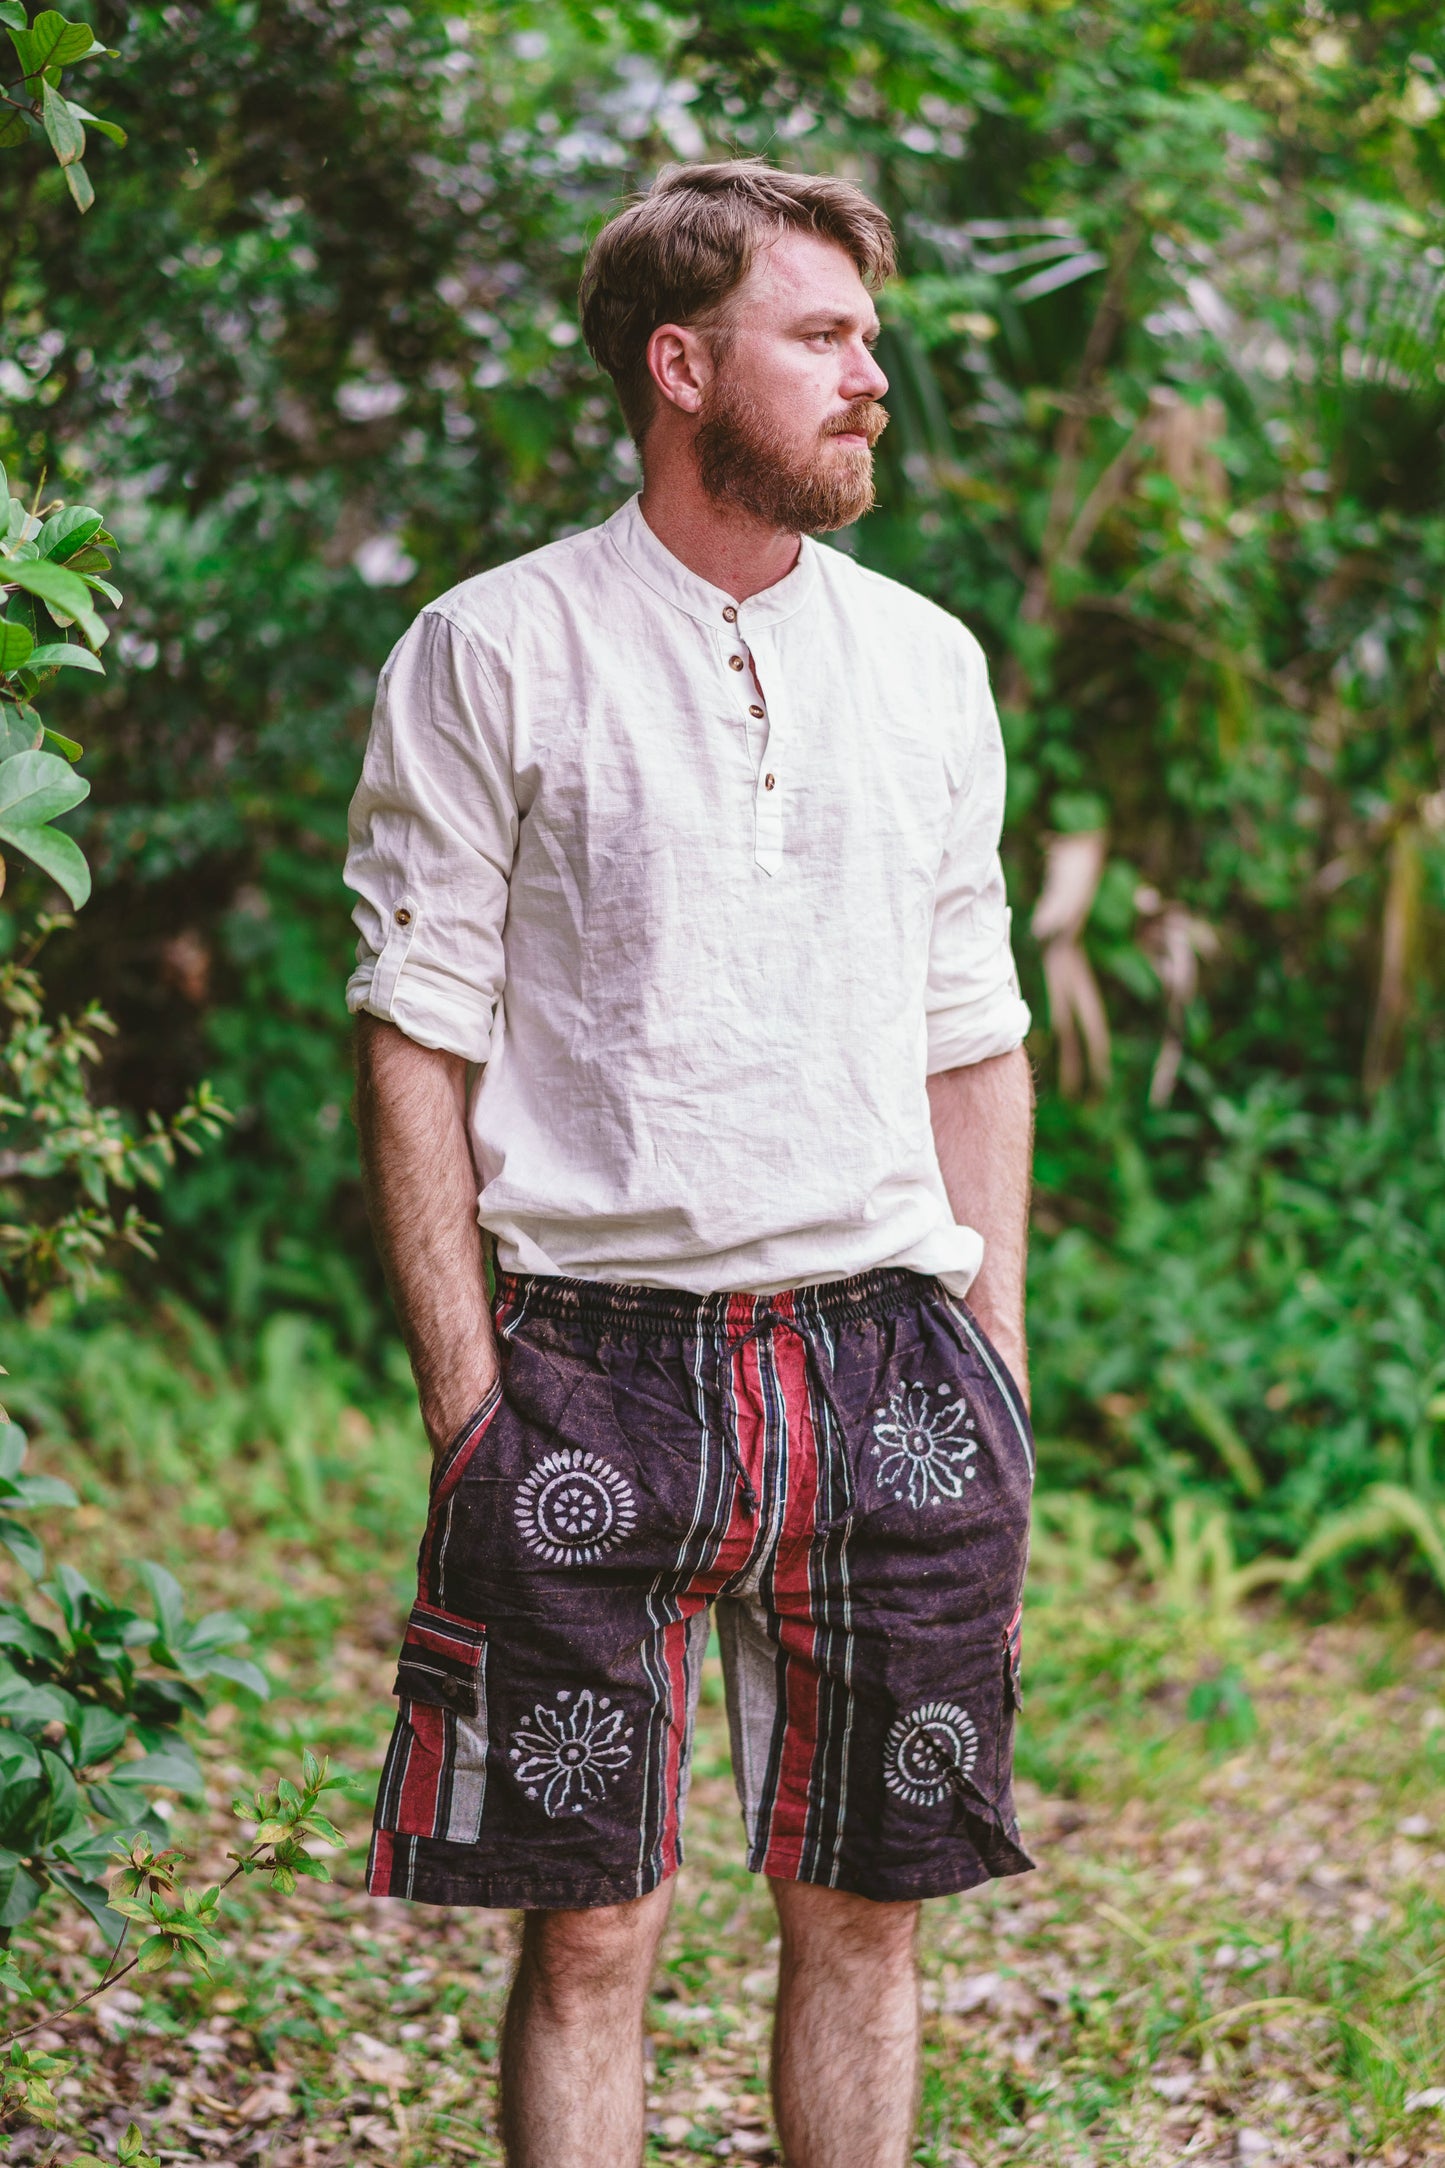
719,607,783,873
742,621,784,875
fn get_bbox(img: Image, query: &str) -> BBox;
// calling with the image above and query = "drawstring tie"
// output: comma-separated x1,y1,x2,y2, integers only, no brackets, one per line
707,1305,856,1530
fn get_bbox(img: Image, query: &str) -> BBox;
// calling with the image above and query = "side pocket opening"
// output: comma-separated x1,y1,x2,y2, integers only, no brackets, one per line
429,1378,504,1504
394,1598,487,1716
1004,1602,1024,1712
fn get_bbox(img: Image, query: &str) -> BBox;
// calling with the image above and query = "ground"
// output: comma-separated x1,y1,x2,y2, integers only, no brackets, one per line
3,1359,1445,2166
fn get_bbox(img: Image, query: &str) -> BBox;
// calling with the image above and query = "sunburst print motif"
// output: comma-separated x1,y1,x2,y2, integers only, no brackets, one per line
870,1381,979,1507
509,1688,634,1817
883,1700,979,1806
514,1448,638,1565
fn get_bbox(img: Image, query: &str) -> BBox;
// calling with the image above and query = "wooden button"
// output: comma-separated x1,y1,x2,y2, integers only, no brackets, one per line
722,605,737,622
395,907,412,925
749,704,764,718
728,655,745,671
764,774,776,791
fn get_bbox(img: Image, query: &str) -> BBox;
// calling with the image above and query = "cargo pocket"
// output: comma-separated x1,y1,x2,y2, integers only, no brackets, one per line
373,1602,489,1845
1004,1602,1024,1712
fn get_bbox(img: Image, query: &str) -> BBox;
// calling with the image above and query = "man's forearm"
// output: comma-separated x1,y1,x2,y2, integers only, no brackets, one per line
927,1045,1034,1402
354,1013,499,1450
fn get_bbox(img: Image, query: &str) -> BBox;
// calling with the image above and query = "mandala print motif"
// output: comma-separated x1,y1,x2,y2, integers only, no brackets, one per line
883,1701,979,1807
514,1448,638,1565
871,1381,979,1507
509,1688,635,1817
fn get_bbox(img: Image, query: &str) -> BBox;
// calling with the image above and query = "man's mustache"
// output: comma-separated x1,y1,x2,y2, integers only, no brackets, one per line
823,399,889,447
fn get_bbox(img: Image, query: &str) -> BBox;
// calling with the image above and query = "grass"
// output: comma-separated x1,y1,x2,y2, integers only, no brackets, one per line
2,1305,1445,2164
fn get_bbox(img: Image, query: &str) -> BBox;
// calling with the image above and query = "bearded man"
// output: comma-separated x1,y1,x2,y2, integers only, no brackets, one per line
345,159,1035,2168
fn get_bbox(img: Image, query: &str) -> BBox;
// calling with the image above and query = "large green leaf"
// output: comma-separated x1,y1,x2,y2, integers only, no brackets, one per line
64,156,93,211
0,1423,25,1480
0,746,88,826
107,1743,203,1799
0,1467,76,1508
64,100,125,147
0,619,32,671
70,1705,128,1770
199,1650,270,1699
49,1865,123,1939
26,642,104,674
0,708,42,758
19,11,106,74
0,1518,45,1578
0,1609,64,1661
35,505,103,561
0,1857,45,1931
0,748,91,906
40,78,84,165
3,820,88,905
0,5,28,33
1,558,106,645
136,1560,186,1650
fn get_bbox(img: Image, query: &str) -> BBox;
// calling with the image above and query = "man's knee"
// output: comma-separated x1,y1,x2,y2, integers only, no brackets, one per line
518,1886,671,2019
771,1879,920,1981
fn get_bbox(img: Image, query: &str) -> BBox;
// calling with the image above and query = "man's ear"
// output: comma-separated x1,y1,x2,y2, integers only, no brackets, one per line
646,322,712,418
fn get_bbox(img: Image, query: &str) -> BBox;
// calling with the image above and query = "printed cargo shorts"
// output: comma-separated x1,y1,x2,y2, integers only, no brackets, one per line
367,1266,1035,1910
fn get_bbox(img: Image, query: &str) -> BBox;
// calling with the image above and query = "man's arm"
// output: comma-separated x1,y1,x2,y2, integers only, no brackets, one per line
927,1045,1034,1404
354,1013,499,1452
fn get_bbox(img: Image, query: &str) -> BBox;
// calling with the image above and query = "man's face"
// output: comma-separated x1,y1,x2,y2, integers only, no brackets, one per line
693,228,890,534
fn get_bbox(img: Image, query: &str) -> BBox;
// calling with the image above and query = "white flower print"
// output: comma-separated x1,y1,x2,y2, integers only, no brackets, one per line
515,1448,638,1565
884,1700,979,1806
509,1687,634,1817
871,1380,978,1507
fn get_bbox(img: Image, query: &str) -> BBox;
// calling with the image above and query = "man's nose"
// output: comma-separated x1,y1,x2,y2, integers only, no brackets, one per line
843,339,889,402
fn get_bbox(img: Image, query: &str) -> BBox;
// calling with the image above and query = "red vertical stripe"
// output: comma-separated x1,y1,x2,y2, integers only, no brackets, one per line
368,1828,395,1895
395,1702,447,1837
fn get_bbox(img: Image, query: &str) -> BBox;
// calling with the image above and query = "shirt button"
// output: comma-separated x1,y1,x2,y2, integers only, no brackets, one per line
722,605,737,622
764,774,776,791
749,704,764,718
394,907,412,925
728,655,745,671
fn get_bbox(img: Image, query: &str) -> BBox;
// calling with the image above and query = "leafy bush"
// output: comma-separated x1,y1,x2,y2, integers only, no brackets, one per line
0,1420,266,1947
1030,1037,1445,1579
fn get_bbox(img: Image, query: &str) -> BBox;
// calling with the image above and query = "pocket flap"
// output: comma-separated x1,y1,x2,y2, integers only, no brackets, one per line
393,1599,486,1715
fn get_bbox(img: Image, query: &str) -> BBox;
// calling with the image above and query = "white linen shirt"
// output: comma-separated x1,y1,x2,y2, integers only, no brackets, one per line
344,493,1030,1297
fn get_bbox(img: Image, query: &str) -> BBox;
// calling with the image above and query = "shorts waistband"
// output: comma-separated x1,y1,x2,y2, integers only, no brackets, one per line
494,1266,936,1339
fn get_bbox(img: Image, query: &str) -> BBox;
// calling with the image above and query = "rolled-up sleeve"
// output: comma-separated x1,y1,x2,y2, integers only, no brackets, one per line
344,607,515,1063
926,638,1032,1074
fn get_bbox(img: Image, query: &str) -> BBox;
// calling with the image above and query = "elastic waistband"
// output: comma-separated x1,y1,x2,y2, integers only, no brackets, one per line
494,1266,935,1340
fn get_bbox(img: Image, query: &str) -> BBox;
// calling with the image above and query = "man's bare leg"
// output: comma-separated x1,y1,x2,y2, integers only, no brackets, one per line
499,1880,675,2167
770,1880,921,2168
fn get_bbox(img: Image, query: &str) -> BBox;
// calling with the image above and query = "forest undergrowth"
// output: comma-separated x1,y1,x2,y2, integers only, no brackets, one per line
1,1318,1443,2167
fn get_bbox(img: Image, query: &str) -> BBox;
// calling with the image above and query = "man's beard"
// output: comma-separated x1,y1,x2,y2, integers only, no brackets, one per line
695,378,889,534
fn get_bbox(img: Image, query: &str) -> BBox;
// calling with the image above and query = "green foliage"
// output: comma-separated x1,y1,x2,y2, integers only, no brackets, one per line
1,1751,343,2162
0,465,119,908
1029,1041,1445,1569
0,2,121,213
0,922,231,1299
0,1422,267,1946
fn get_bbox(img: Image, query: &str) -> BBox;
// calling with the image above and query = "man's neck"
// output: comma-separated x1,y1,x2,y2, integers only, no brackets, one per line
637,465,802,604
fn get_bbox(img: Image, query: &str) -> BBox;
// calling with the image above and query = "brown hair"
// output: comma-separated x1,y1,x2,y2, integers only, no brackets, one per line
579,159,896,445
